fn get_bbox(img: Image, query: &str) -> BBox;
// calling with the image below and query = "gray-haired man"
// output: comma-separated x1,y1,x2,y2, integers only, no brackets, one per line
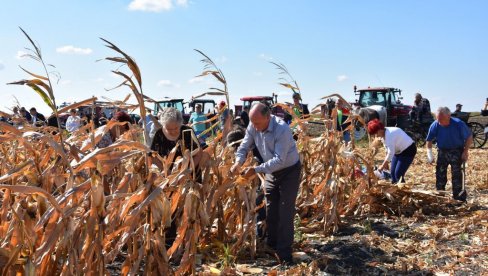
230,103,301,264
426,107,472,201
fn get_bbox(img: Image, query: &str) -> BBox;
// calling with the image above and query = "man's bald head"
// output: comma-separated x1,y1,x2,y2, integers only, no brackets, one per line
250,103,271,132
250,102,270,118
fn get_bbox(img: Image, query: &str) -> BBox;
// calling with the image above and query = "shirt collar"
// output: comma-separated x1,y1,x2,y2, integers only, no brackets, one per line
264,115,275,133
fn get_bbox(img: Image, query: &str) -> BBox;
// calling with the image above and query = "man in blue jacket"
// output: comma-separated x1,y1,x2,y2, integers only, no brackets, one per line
426,107,472,201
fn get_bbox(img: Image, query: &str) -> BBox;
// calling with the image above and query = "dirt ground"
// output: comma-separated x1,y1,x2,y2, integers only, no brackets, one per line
206,147,488,275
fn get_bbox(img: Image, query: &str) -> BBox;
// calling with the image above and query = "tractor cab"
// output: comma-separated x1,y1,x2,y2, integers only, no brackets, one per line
354,86,412,128
152,98,189,123
188,99,216,115
236,94,286,118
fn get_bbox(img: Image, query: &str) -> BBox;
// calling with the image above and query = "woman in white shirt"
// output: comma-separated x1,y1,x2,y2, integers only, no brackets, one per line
367,119,417,184
66,109,81,133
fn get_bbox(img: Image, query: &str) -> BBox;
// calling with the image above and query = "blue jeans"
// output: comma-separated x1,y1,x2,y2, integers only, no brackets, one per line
391,154,415,183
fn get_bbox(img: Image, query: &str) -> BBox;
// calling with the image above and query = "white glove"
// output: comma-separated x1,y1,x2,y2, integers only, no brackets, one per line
374,170,385,179
427,148,434,164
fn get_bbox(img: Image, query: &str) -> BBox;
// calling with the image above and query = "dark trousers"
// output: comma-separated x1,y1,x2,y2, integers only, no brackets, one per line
436,148,467,201
391,143,417,184
256,186,266,238
264,161,301,262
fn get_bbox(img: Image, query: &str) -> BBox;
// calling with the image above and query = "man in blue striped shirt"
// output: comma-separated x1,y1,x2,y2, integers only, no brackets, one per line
231,103,301,264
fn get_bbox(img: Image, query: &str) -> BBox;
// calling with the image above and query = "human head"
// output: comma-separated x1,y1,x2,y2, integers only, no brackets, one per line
195,104,202,113
414,93,422,104
112,111,132,131
336,98,345,108
249,102,271,132
219,101,226,109
455,104,462,111
367,118,385,137
70,109,77,115
293,93,301,105
160,107,183,141
19,107,27,115
436,107,451,127
29,107,38,115
13,107,19,114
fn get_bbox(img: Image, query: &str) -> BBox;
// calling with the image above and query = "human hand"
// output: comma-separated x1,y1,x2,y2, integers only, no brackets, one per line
241,167,256,178
230,163,241,176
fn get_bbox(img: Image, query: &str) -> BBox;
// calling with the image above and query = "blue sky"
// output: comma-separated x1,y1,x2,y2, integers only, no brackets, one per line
0,0,487,115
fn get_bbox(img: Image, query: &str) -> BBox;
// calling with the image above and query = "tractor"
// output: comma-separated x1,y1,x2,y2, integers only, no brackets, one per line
354,86,412,129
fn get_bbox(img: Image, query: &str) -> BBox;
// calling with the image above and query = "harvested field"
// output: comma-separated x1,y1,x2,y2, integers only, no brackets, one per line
0,31,486,276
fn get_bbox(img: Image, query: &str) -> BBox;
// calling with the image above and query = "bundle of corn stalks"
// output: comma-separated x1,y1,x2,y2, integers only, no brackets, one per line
3,30,481,275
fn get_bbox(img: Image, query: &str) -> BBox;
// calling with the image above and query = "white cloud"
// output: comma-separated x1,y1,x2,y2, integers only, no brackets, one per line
93,77,104,83
157,80,172,86
337,75,348,82
0,61,4,71
157,79,180,88
16,50,28,60
188,76,205,84
215,56,228,63
176,0,188,7
128,0,188,12
56,45,93,55
258,53,273,61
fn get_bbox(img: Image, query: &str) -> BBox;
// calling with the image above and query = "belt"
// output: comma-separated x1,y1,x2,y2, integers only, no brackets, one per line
272,160,301,176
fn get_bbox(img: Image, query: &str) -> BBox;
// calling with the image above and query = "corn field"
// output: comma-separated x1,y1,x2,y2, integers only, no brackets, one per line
1,30,487,275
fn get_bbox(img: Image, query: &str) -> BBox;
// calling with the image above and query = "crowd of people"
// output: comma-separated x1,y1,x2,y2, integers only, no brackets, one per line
365,94,481,203
0,92,485,264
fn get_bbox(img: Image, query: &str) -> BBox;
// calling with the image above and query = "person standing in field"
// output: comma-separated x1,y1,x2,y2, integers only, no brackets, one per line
240,105,250,128
367,118,417,184
30,107,46,126
65,109,81,133
217,101,232,145
426,107,472,202
230,102,301,264
151,107,202,169
284,93,309,124
19,107,32,124
96,111,132,148
336,98,352,144
189,104,208,145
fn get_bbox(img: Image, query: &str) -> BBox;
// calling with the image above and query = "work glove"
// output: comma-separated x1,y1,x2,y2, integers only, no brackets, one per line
427,148,434,164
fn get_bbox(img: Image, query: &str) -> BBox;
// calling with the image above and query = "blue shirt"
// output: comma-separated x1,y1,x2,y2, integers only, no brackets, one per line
189,112,207,132
236,115,300,174
426,117,471,149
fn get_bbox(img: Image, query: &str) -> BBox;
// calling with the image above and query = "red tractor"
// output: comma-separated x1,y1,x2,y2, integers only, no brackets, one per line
354,86,412,129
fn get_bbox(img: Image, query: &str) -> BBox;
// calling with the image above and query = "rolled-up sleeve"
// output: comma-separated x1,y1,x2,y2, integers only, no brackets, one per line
235,126,255,165
254,128,290,174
